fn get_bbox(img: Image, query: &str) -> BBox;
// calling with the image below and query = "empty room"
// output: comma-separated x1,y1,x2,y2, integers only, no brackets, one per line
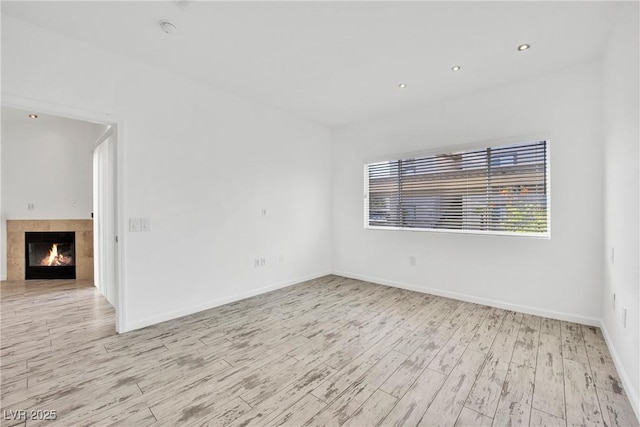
1,1,638,426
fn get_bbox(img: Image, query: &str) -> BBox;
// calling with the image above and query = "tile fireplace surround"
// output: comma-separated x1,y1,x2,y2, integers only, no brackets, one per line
6,220,93,281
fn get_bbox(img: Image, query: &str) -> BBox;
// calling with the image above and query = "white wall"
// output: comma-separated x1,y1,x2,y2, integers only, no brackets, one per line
1,120,3,280
602,2,640,415
332,60,604,324
2,16,332,330
1,113,104,220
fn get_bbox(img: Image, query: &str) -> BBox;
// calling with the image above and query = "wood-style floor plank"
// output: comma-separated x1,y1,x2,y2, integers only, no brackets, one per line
597,388,639,427
418,349,486,426
466,307,506,354
561,321,589,364
532,332,565,419
427,305,489,375
491,314,541,427
563,358,605,426
341,389,397,427
464,310,522,417
312,327,408,403
265,393,326,427
1,276,637,427
454,407,492,427
77,402,157,427
530,408,567,427
492,361,536,427
303,350,407,426
379,324,453,399
187,397,252,427
582,325,626,395
380,367,447,427
541,318,562,338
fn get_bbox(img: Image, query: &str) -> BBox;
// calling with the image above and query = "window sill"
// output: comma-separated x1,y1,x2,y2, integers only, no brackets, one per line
364,225,551,239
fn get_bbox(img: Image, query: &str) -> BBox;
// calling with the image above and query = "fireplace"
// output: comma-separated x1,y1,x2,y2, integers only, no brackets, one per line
25,232,76,280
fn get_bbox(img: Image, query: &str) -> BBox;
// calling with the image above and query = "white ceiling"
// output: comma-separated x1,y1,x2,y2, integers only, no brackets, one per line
2,1,619,127
1,106,109,132
3,106,74,124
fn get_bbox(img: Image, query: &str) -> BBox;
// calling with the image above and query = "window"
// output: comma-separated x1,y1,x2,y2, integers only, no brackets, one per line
365,140,549,236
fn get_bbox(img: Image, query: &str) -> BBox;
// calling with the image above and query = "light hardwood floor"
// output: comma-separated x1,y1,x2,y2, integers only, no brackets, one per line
1,276,637,426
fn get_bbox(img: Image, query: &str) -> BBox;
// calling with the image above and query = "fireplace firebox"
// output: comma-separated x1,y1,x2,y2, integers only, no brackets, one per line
25,232,76,280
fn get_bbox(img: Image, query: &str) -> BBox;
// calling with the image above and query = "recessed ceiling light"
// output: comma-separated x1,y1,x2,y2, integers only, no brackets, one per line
452,66,461,71
518,44,531,51
28,114,38,119
173,0,191,10
398,83,406,88
160,21,177,35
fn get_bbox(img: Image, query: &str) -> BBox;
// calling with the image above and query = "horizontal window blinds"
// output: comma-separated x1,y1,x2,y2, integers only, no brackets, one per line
366,140,548,234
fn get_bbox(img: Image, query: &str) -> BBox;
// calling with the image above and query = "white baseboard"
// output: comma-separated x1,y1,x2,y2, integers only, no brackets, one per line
122,271,332,332
332,270,601,326
600,322,640,422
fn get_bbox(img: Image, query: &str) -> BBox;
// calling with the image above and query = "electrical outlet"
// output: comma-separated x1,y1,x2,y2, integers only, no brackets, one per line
409,256,416,266
262,208,269,217
254,259,260,268
260,257,266,267
27,203,35,211
140,218,151,232
129,218,140,232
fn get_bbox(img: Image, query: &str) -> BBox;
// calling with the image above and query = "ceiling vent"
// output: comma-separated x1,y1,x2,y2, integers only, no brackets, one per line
160,21,177,35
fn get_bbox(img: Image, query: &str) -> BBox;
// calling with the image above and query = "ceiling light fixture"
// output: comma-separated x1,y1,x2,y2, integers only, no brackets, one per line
518,44,530,51
452,66,461,71
160,21,177,35
173,0,191,10
398,83,406,88
28,114,38,119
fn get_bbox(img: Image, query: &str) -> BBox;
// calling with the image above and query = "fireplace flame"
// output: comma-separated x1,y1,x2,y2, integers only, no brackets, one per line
40,243,72,266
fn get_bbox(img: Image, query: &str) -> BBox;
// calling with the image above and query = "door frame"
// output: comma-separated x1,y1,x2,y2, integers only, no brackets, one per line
93,126,116,306
2,94,127,332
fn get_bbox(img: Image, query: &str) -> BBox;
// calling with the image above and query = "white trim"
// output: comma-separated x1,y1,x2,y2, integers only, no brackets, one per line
363,132,551,165
332,270,601,326
122,271,332,332
113,121,126,334
1,94,127,333
91,126,114,152
600,321,640,422
364,225,550,239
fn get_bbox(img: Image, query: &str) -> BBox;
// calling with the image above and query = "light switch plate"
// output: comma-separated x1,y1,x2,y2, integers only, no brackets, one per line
129,218,140,232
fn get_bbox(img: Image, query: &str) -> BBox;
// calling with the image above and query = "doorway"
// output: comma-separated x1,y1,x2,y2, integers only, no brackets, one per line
0,98,123,331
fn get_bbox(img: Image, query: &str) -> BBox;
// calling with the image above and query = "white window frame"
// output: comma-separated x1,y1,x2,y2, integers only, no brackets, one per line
363,136,551,238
